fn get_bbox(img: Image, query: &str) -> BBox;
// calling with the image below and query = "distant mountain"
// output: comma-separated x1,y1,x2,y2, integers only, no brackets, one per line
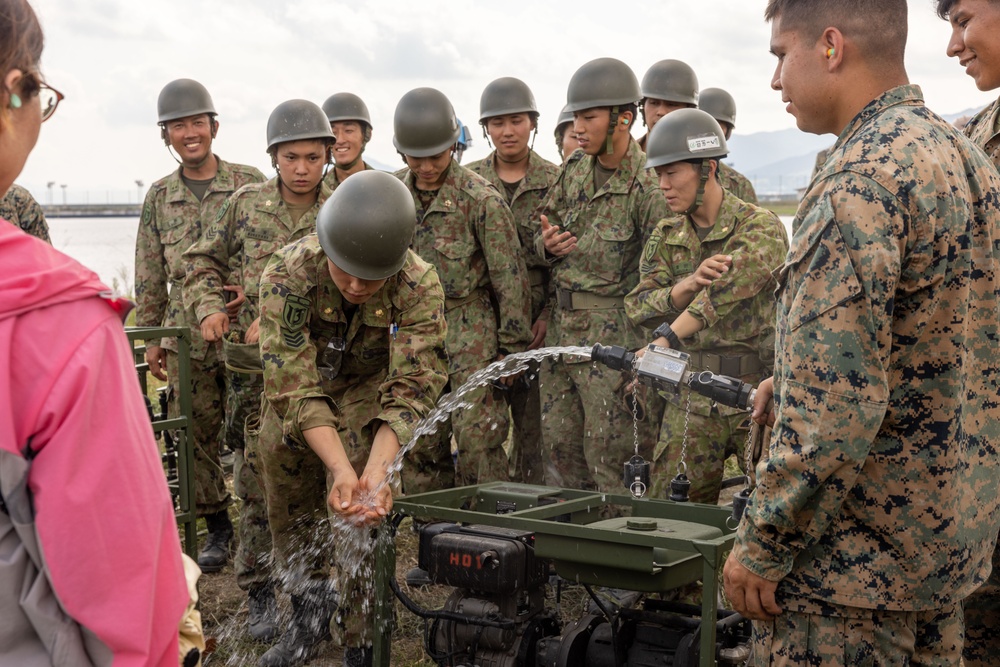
724,106,989,196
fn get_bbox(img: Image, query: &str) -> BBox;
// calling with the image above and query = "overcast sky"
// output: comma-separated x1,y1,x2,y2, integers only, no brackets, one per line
17,0,996,203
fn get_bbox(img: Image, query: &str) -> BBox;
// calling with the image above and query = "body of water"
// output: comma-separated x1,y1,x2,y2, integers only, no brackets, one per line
49,216,139,294
46,215,797,298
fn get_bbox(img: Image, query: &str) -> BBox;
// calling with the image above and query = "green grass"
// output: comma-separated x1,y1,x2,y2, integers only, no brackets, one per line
762,202,800,217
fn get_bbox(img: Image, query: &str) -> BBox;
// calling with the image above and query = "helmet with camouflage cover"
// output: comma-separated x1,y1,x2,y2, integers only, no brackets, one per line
640,59,699,106
392,87,461,158
698,87,737,131
316,171,416,280
265,99,335,154
564,57,640,113
479,77,538,123
157,78,216,124
645,108,728,214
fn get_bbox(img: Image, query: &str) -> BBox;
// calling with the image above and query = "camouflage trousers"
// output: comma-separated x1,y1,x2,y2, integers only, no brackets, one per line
228,367,272,592
165,348,229,515
752,596,964,666
452,366,511,487
254,388,404,647
539,357,657,492
508,362,544,484
650,400,749,504
963,545,1000,667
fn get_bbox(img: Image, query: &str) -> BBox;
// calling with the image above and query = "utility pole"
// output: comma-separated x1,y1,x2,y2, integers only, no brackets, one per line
135,179,144,205
46,181,54,204
60,184,67,205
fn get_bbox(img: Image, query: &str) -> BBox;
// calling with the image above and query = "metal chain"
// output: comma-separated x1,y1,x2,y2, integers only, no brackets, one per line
742,420,755,490
677,391,692,476
630,354,641,454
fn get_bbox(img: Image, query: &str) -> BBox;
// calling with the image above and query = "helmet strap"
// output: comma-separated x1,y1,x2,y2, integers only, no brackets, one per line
606,106,619,155
683,160,711,216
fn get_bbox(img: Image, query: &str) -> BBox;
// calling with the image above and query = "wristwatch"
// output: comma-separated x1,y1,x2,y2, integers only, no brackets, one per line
652,322,681,349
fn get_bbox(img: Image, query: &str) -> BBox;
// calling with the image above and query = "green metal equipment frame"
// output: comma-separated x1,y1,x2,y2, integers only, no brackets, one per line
380,482,738,667
126,326,198,559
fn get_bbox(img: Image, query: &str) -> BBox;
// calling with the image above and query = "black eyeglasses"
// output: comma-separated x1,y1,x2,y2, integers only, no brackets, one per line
37,82,64,122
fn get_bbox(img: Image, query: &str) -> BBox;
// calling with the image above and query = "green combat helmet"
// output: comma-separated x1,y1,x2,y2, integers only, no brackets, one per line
156,79,217,152
392,87,461,158
645,108,728,214
265,99,335,154
317,170,416,280
322,92,373,167
640,59,699,107
554,104,574,152
479,76,539,123
565,57,640,154
698,87,737,137
157,78,216,124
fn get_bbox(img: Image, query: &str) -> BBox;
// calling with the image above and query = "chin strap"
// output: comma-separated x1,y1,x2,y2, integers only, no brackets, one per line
683,160,712,216
606,105,619,155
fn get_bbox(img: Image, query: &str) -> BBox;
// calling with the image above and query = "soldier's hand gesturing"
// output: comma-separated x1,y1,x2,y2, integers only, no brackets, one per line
688,253,732,291
540,215,577,257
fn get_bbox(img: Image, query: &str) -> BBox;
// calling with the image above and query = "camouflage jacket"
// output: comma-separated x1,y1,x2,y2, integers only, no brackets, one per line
625,190,787,417
134,158,265,358
718,162,758,205
322,161,374,192
735,85,1000,610
259,236,448,449
466,149,560,319
397,160,532,372
964,96,1000,165
536,138,671,353
0,184,50,243
183,176,332,337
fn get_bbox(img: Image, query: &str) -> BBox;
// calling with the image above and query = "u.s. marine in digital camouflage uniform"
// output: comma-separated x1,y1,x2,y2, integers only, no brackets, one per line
393,87,532,489
726,70,1000,667
135,79,265,574
941,3,1000,661
255,171,448,664
0,183,50,242
467,77,561,484
626,109,787,504
537,58,671,493
183,99,334,644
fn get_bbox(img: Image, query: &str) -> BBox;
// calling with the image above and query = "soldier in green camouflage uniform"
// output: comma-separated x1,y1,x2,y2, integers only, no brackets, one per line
0,183,49,242
626,109,787,504
393,87,532,488
467,77,560,484
134,79,264,574
255,171,448,667
698,87,760,205
321,92,375,192
183,99,333,644
724,3,1000,663
939,2,1000,664
537,58,671,492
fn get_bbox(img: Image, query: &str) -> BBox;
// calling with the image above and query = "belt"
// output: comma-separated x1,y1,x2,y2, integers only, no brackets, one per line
527,268,547,287
556,289,625,311
688,351,763,378
168,280,183,300
445,288,487,312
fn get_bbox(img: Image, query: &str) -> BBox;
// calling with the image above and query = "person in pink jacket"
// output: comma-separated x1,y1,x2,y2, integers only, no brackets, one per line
0,1,189,664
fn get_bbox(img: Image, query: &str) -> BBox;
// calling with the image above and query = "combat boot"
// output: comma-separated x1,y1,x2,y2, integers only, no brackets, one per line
343,646,372,667
258,590,333,667
247,585,279,642
197,510,233,573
